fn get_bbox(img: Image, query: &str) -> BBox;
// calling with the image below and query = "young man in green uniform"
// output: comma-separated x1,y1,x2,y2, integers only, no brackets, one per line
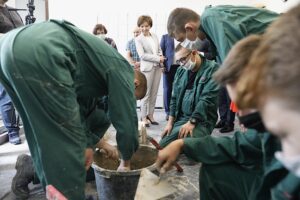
167,5,279,133
236,5,300,199
156,35,281,200
159,45,219,147
0,20,147,199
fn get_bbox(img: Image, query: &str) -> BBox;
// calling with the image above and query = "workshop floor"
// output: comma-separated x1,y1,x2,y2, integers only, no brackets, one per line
0,109,237,200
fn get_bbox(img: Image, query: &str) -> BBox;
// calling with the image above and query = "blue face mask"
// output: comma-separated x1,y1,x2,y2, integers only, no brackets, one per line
181,37,203,50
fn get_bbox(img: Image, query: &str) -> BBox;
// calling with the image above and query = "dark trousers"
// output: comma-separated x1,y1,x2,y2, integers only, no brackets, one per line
218,87,235,127
163,64,179,115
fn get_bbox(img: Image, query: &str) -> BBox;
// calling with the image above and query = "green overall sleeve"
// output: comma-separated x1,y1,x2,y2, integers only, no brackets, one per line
201,6,278,63
183,129,263,169
106,68,139,160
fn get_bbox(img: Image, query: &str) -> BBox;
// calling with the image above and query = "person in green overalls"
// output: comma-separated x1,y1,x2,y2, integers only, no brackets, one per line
167,5,279,133
236,5,300,199
159,45,219,147
156,35,281,199
0,20,147,199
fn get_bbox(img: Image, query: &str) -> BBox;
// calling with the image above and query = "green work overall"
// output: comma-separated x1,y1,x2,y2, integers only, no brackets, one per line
159,57,219,147
183,130,284,199
0,20,138,199
201,5,279,63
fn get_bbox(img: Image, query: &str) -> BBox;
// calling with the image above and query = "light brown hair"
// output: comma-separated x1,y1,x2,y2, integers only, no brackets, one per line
213,35,262,85
236,4,300,110
137,15,153,27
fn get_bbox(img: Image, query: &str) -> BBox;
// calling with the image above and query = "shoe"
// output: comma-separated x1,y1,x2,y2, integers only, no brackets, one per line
11,154,35,199
8,132,21,145
146,116,159,125
220,124,234,133
215,121,225,129
165,115,169,121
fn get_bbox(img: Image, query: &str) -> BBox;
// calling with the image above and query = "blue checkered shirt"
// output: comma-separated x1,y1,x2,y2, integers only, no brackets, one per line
126,39,140,62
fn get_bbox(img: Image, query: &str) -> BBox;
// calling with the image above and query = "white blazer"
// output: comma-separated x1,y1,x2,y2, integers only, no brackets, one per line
135,33,163,72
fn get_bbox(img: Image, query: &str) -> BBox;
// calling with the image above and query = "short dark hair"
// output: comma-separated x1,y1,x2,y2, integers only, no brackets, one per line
137,15,153,27
213,35,262,85
135,70,147,99
93,24,107,35
167,8,200,37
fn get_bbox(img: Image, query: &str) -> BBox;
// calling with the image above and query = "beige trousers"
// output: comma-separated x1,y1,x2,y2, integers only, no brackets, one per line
140,66,162,119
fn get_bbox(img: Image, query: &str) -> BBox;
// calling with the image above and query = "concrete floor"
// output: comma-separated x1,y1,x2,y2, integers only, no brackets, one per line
0,109,237,200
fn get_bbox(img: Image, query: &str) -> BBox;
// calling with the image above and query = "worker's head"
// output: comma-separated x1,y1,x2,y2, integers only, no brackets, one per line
167,8,204,50
213,35,264,131
174,44,201,72
137,15,153,36
236,4,300,160
93,24,107,39
134,70,147,100
133,27,141,38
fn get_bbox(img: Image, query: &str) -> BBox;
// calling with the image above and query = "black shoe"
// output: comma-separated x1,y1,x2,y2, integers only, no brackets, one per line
11,154,35,199
146,116,159,125
215,121,225,129
220,125,234,133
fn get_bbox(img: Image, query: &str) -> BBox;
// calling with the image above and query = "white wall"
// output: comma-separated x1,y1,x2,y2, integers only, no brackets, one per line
254,0,300,13
48,0,259,57
8,0,46,24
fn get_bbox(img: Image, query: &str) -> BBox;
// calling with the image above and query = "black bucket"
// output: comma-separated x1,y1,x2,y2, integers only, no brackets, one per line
92,145,157,200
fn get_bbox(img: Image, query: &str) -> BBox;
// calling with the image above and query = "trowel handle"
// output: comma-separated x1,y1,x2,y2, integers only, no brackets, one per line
147,136,183,173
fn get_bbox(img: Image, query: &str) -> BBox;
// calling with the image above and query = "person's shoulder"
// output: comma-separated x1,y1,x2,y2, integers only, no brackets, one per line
204,58,219,71
150,32,158,39
175,67,187,77
127,38,134,44
202,5,238,19
135,34,143,41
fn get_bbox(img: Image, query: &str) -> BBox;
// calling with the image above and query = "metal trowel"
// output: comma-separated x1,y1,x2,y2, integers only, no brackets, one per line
134,168,176,200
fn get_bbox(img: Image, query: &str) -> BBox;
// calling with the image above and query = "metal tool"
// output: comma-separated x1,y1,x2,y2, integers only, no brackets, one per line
147,136,183,173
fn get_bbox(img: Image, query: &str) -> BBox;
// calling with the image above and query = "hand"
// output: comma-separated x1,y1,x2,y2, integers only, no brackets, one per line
99,140,119,160
159,56,165,63
161,123,173,138
134,62,140,69
117,159,131,172
85,148,94,170
178,121,195,138
240,124,248,133
155,139,184,172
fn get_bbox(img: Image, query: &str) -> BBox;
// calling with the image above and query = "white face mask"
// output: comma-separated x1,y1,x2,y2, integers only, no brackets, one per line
97,34,106,40
181,37,203,50
182,57,196,71
275,151,300,177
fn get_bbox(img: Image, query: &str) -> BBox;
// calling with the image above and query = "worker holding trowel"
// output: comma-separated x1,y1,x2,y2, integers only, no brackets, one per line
156,35,281,200
0,20,147,199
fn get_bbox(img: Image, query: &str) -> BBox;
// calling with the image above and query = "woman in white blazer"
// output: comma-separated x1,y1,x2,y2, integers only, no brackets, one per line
135,15,165,127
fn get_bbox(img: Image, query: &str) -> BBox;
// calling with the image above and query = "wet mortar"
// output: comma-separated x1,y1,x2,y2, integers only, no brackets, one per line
93,145,158,170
